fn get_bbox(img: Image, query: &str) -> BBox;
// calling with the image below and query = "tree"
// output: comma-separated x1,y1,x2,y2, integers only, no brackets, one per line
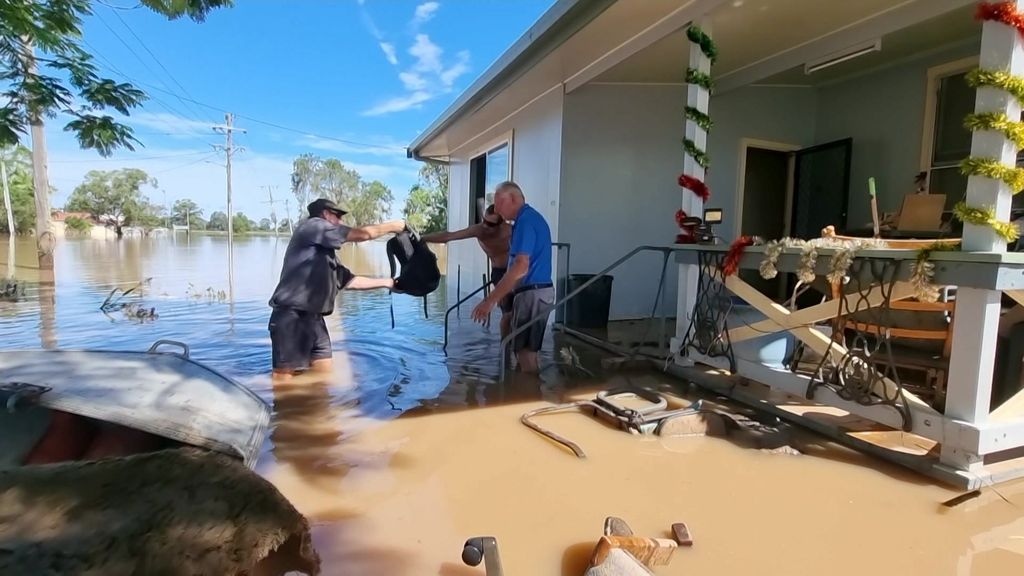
290,154,394,227
232,212,253,234
0,146,36,234
65,168,156,238
258,218,272,232
0,0,230,269
402,162,448,234
63,215,91,235
172,198,202,227
208,211,228,232
277,218,291,233
403,184,446,234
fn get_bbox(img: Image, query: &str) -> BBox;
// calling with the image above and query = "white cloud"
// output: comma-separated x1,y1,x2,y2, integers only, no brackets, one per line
379,42,398,66
363,91,432,116
413,2,440,24
364,33,471,116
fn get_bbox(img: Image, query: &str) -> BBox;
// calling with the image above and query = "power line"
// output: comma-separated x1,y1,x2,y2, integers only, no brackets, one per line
150,153,219,174
106,6,214,123
51,150,210,163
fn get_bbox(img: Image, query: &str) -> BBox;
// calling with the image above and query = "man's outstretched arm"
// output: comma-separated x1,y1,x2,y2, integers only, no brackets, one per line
421,225,480,244
347,220,406,242
344,276,396,291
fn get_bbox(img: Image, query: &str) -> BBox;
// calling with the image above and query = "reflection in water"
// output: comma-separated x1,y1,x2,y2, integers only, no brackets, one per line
1,235,1023,575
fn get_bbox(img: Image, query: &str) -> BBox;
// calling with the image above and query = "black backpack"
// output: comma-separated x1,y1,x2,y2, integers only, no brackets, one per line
386,228,441,327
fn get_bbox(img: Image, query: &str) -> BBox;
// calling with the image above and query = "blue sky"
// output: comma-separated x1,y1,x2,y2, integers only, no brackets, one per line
45,0,554,222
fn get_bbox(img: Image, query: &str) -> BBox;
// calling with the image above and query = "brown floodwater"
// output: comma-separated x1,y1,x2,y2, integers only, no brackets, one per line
2,234,1024,575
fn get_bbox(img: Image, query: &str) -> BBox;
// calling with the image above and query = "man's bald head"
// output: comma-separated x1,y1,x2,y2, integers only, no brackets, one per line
493,181,525,220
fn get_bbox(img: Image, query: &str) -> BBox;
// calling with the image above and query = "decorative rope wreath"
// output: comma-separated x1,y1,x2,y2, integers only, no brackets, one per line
676,25,717,209
957,2,1024,242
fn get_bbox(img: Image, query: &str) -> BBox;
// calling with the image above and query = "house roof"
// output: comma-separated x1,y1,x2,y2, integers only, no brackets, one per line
406,0,616,161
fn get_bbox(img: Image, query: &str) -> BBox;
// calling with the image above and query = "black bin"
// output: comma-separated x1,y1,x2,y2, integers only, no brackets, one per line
565,274,613,330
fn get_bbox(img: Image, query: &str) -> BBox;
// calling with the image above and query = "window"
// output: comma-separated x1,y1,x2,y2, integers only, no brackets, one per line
469,142,510,225
925,60,1024,211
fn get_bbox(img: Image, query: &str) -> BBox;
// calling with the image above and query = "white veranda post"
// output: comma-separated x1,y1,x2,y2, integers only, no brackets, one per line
673,19,711,353
942,7,1024,470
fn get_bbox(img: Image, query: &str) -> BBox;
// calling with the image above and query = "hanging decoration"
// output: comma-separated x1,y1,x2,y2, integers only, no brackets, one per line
678,174,710,201
977,2,1024,38
953,201,1021,241
722,236,757,277
960,156,1024,191
675,209,698,244
756,237,889,290
964,112,1024,149
676,24,716,218
910,242,960,303
958,3,1024,240
966,68,1024,104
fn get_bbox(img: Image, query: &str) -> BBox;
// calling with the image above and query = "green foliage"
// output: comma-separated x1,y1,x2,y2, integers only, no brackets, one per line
0,0,228,154
65,168,157,237
207,210,227,231
171,198,202,226
402,163,448,234
0,145,36,234
232,212,253,233
63,215,91,234
290,153,393,227
277,218,291,233
258,218,272,232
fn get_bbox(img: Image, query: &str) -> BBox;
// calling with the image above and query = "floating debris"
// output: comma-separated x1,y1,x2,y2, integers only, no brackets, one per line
1,279,25,301
121,303,159,322
100,278,153,312
186,283,228,303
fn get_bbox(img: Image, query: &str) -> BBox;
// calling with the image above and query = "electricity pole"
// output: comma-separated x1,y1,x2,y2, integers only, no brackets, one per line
283,198,293,234
262,185,279,236
1,154,15,278
212,113,245,281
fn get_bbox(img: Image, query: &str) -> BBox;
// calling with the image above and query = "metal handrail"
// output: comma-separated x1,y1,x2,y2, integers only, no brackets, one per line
442,242,571,354
498,245,686,378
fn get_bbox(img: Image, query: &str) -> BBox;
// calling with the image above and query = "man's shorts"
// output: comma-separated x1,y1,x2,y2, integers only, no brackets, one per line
490,267,514,314
268,307,332,371
510,285,555,352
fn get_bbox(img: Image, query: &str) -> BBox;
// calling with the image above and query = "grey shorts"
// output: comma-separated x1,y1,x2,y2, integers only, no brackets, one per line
268,307,332,371
511,286,555,353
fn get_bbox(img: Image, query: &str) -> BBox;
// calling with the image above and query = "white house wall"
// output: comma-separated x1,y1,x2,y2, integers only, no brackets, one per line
707,86,819,241
444,87,564,309
814,41,980,228
559,84,685,320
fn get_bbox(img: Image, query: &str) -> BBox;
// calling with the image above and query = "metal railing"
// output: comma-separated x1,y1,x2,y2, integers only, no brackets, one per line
442,243,571,354
498,245,682,379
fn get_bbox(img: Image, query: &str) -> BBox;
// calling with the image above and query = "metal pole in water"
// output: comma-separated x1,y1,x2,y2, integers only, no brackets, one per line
1,155,15,278
456,264,462,317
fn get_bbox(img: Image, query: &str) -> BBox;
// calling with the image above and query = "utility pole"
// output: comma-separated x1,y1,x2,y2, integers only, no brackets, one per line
2,154,15,278
284,198,293,234
262,185,280,236
212,113,245,284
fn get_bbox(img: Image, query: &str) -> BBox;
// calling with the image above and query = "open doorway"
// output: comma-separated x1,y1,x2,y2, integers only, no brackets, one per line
737,140,796,299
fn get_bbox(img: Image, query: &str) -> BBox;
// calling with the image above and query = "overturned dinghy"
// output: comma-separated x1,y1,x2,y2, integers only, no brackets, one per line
0,340,269,467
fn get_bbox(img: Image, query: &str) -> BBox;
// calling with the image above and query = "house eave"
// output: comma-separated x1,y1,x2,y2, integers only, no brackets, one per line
406,0,616,159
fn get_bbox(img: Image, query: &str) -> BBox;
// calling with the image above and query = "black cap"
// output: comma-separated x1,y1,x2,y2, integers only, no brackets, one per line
307,198,347,218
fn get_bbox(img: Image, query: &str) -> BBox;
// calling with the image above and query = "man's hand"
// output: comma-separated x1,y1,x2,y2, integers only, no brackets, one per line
471,298,495,324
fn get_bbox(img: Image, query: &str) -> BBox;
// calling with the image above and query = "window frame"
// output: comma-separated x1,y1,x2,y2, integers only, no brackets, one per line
919,56,979,188
466,132,513,226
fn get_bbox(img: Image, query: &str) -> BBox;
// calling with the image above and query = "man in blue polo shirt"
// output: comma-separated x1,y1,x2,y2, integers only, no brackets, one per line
472,181,553,373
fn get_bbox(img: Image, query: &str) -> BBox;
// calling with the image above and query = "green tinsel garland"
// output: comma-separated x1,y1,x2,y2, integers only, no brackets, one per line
965,112,1024,150
953,201,1021,242
686,25,718,64
960,156,1024,192
966,68,1024,106
683,138,710,168
685,68,713,91
685,106,713,132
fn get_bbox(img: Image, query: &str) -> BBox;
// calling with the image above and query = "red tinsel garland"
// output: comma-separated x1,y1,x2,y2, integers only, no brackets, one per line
677,173,711,201
675,209,696,244
978,2,1024,38
722,236,755,277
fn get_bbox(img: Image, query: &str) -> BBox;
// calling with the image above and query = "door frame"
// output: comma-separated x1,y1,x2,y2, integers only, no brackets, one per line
735,138,799,238
790,137,854,236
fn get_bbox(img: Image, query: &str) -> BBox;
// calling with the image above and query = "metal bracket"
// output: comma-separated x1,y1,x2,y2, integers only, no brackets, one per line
462,537,503,576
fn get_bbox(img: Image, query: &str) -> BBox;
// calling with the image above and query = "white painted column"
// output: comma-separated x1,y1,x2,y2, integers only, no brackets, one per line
942,12,1024,470
672,19,712,357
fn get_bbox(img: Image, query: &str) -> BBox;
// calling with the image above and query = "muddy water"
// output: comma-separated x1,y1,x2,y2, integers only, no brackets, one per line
2,234,1024,575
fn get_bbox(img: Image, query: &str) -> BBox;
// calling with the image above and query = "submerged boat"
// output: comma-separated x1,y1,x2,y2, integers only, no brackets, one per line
0,339,269,468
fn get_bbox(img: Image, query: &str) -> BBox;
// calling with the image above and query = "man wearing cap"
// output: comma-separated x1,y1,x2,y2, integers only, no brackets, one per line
269,198,405,378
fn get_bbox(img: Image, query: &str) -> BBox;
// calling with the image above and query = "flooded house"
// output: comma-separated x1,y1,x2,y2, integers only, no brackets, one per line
408,0,1024,494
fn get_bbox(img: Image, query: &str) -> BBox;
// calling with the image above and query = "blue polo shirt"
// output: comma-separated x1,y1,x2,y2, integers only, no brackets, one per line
508,203,552,286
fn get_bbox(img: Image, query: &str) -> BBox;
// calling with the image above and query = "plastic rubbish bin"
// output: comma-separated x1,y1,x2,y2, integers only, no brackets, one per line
566,274,613,329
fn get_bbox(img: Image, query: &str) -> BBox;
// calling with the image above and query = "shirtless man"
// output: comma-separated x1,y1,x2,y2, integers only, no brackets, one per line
422,204,514,336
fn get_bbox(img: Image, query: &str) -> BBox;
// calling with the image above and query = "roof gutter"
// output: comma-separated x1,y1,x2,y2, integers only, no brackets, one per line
406,0,617,161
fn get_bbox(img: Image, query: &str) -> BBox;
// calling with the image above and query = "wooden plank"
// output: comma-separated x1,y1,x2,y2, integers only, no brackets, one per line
845,322,950,340
991,387,1024,422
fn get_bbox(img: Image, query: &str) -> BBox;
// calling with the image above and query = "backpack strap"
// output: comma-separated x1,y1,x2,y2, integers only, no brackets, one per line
423,295,428,319
386,238,397,329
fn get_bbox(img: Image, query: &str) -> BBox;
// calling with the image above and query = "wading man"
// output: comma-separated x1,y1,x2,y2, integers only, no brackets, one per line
422,204,513,336
471,182,553,373
269,198,405,379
